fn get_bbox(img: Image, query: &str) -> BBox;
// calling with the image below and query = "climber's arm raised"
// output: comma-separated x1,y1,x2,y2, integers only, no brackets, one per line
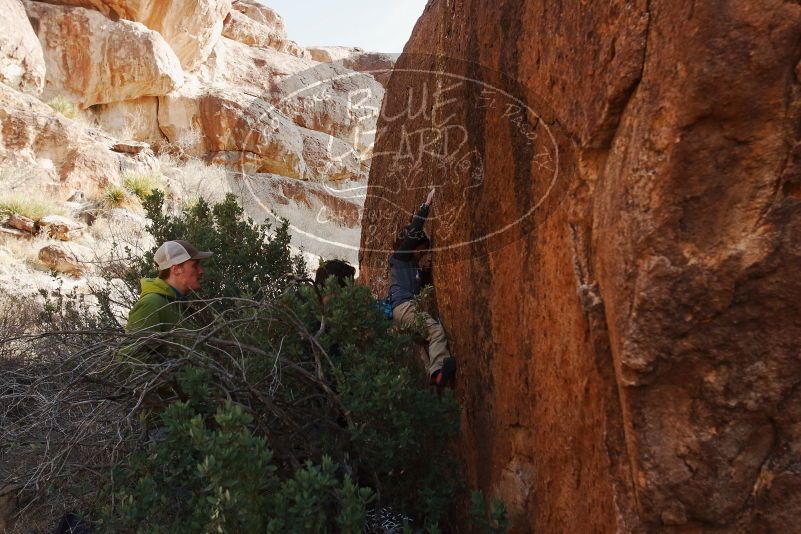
395,188,435,253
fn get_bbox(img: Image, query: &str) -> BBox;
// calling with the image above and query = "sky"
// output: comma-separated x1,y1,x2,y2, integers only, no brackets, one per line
264,0,428,53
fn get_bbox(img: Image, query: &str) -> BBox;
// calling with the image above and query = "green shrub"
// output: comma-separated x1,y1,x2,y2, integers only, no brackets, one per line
136,190,305,299
108,400,276,532
109,192,463,529
93,278,461,531
3,192,491,533
122,171,164,200
104,399,373,533
470,491,511,534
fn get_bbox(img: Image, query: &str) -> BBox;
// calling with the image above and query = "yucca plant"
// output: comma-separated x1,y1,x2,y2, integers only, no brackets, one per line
122,171,164,201
101,184,134,210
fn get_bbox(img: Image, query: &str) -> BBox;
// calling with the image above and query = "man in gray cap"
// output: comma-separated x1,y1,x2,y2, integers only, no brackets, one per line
125,240,213,333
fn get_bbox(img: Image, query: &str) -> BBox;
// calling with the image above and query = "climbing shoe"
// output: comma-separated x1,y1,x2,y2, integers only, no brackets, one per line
431,357,457,389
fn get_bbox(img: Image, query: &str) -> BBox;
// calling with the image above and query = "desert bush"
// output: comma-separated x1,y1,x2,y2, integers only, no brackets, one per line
106,400,373,533
0,191,497,533
47,97,85,122
158,155,230,207
100,184,135,210
122,171,164,201
0,295,44,359
0,193,65,220
136,190,303,300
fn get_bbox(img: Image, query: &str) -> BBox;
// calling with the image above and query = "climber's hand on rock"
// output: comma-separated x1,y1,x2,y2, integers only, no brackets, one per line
425,188,435,206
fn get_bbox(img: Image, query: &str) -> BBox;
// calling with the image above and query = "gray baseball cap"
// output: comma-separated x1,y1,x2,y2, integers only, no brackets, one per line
154,240,212,270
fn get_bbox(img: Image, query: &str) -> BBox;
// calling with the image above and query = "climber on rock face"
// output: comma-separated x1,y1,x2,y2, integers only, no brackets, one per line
389,188,456,389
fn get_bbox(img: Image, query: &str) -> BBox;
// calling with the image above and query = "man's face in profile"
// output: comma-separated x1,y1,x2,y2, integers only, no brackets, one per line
174,259,204,292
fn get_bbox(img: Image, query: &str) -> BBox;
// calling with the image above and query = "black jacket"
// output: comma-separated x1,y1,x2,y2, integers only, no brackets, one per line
388,203,430,309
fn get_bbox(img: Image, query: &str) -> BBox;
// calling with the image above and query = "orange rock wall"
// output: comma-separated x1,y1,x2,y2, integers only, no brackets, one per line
360,0,801,531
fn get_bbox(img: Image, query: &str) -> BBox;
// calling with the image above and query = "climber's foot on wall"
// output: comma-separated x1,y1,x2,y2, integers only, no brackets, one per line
431,357,457,390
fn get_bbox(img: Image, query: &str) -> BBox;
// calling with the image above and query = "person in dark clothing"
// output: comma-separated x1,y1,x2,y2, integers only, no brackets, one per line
314,259,356,288
51,513,91,534
389,188,456,389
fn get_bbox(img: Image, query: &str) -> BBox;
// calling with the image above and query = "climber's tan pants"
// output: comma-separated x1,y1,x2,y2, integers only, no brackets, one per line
392,300,450,376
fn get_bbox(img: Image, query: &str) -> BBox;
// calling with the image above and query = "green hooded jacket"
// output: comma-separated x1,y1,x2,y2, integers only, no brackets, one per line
125,278,183,333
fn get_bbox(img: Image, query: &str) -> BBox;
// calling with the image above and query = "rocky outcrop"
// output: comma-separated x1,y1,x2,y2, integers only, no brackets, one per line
336,52,395,88
17,0,379,184
159,87,368,182
0,0,46,94
38,242,87,275
360,0,801,532
195,38,383,152
222,9,283,49
158,88,306,178
90,96,164,145
0,82,158,199
116,0,231,71
35,0,231,70
306,46,396,87
234,172,364,266
222,8,307,58
157,37,380,180
306,46,396,74
306,46,356,64
231,0,284,32
301,128,367,182
25,1,184,108
0,0,378,300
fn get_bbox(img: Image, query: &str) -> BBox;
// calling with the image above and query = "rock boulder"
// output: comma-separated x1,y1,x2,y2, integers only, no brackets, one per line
34,0,231,70
231,0,285,33
25,0,184,108
38,242,87,276
222,9,307,58
306,46,396,87
360,0,801,532
90,96,164,145
7,213,35,233
159,88,306,178
306,46,356,64
38,214,83,240
197,38,383,152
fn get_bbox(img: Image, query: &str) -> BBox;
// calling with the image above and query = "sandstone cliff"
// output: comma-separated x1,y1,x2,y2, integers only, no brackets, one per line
307,46,397,87
0,0,392,297
0,1,397,528
33,0,232,70
360,0,801,531
0,0,45,94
